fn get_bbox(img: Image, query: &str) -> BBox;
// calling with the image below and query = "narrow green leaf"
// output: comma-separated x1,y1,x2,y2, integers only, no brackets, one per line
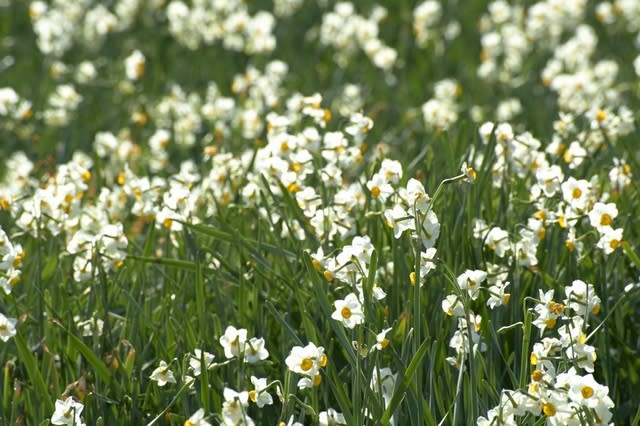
14,333,54,413
127,254,198,271
380,338,430,425
52,320,112,385
623,241,640,269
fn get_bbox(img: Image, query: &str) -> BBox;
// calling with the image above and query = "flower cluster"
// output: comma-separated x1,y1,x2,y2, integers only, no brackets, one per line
479,280,613,425
318,2,397,70
166,0,276,54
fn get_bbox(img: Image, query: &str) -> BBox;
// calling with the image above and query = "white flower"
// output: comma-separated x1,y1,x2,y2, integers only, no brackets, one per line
0,312,17,342
124,50,145,81
249,376,273,408
189,349,215,376
219,325,248,359
370,327,393,352
222,387,254,426
319,408,347,425
456,269,487,301
184,408,211,426
285,342,326,389
596,227,623,255
366,173,394,202
442,294,465,317
51,397,85,426
244,337,269,363
331,292,365,329
588,202,618,232
149,360,176,386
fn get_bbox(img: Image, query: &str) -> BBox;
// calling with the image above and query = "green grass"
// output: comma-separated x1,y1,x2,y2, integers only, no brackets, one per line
1,1,640,425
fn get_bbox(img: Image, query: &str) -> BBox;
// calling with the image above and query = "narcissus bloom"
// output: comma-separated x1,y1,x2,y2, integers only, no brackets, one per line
149,360,176,386
285,342,327,389
0,312,17,342
51,397,85,426
331,292,364,329
184,408,211,426
249,376,273,408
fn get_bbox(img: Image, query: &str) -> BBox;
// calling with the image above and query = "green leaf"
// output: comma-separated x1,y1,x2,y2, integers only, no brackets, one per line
379,338,430,425
14,333,54,413
52,320,112,385
622,241,640,269
127,254,198,271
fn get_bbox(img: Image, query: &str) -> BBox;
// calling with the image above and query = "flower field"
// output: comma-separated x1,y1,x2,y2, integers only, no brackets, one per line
1,0,640,424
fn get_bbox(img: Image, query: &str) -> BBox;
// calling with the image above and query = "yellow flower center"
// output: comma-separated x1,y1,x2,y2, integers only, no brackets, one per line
409,272,416,286
531,370,543,381
542,402,556,417
572,188,582,199
591,304,601,315
323,271,333,282
249,390,257,403
341,307,352,319
609,239,620,249
313,374,322,386
311,259,322,271
323,109,332,123
600,213,612,226
545,318,556,329
300,358,313,371
581,386,594,399
162,218,173,229
287,182,300,193
530,353,538,365
548,301,564,315
371,186,381,197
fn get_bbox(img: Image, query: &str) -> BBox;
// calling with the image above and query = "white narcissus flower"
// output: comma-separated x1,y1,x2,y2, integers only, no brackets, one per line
249,376,273,408
456,269,487,301
588,202,618,232
149,360,176,386
561,177,591,211
486,281,511,309
124,50,145,81
319,408,347,425
370,327,393,352
219,325,248,359
244,337,269,364
184,408,211,426
285,342,327,389
596,227,623,255
441,294,465,317
366,172,394,202
564,280,601,316
189,349,215,376
222,387,254,426
0,312,17,342
51,397,86,426
331,292,364,329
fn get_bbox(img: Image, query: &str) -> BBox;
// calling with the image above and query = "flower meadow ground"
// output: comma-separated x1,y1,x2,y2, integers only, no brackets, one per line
1,0,640,425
